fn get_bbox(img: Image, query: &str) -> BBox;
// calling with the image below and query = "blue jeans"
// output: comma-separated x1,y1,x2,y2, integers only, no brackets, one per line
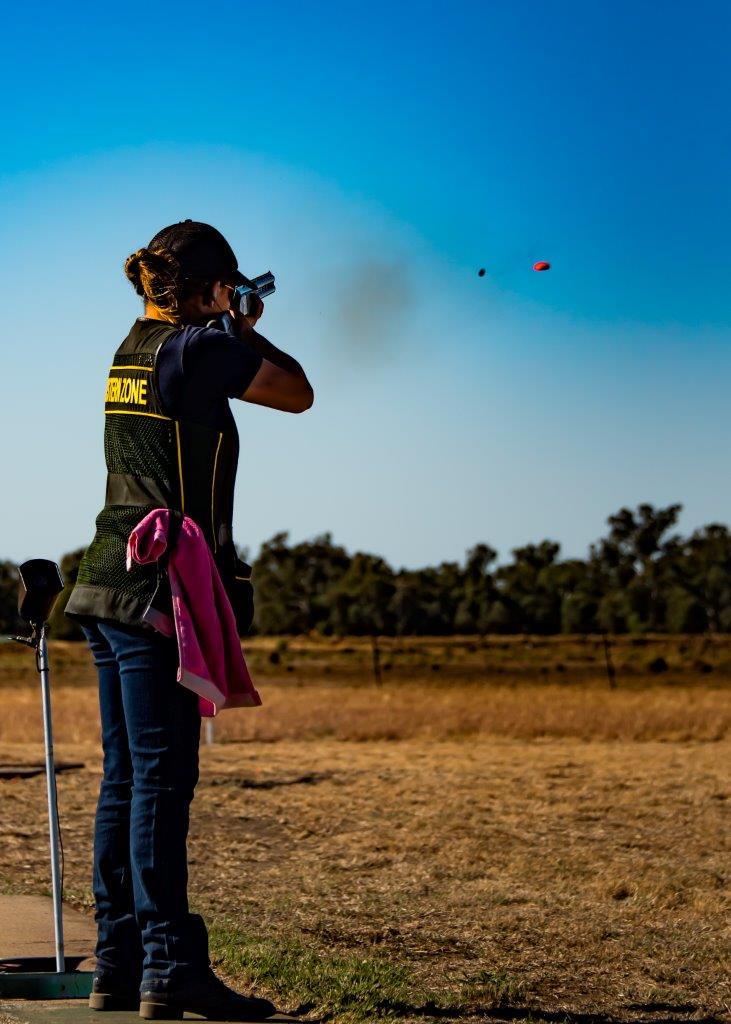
81,618,207,992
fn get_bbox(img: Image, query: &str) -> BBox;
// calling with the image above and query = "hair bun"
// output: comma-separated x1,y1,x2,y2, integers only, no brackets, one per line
124,245,181,306
124,247,150,295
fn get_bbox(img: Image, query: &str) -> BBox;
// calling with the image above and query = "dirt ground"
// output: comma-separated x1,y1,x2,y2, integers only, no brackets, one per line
0,640,728,1021
0,735,728,1021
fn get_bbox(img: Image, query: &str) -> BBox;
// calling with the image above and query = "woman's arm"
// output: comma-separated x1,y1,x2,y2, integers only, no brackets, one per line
242,351,314,414
230,300,314,414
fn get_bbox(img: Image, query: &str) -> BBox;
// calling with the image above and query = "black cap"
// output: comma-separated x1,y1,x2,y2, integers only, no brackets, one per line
147,220,246,284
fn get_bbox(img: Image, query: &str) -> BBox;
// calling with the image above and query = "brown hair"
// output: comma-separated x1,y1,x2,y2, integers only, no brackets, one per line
124,246,185,321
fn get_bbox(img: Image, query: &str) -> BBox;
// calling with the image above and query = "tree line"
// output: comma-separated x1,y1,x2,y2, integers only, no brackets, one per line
1,503,730,638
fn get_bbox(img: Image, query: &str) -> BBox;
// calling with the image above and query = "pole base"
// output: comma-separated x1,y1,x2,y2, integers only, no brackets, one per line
0,957,92,999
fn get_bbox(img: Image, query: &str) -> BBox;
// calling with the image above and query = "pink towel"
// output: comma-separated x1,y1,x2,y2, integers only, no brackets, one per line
126,509,262,717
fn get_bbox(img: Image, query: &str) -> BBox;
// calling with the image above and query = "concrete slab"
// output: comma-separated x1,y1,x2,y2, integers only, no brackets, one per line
0,1002,299,1023
0,1007,133,1023
0,897,95,962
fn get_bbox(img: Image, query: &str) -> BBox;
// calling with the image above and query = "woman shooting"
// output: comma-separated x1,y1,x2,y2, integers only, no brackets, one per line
65,219,313,1020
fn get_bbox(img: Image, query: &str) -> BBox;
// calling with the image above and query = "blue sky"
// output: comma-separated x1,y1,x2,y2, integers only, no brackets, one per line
1,1,729,569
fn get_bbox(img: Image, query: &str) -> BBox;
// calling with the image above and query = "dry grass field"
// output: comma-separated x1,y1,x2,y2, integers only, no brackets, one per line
0,636,729,1022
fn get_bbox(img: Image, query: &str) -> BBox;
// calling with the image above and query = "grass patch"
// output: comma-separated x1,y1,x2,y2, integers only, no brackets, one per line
210,922,528,1022
210,923,443,1021
455,968,526,1006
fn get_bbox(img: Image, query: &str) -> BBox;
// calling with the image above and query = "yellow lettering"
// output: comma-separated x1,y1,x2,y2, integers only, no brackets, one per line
105,374,150,406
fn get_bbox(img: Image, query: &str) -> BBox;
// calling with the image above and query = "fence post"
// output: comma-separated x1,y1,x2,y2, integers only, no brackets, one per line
371,635,383,686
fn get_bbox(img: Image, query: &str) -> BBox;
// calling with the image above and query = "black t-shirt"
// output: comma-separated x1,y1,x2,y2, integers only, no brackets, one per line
153,321,263,429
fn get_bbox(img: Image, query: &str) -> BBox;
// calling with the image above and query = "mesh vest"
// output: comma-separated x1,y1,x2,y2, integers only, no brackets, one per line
66,319,248,628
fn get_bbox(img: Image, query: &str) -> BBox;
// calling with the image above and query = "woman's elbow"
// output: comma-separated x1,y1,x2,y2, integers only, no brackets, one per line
292,384,315,413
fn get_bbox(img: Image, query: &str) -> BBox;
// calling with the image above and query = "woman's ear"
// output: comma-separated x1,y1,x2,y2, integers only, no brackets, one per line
210,280,231,312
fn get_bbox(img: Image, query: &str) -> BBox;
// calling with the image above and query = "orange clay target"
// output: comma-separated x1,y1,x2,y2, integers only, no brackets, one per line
533,261,551,271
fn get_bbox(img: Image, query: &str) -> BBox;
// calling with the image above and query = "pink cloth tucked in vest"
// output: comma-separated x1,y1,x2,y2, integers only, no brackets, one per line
126,509,262,718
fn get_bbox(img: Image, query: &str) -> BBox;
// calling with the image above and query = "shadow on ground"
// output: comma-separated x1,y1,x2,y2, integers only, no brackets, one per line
352,1001,723,1024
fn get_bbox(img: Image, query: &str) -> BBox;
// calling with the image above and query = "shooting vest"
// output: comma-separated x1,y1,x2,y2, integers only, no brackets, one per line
66,319,252,630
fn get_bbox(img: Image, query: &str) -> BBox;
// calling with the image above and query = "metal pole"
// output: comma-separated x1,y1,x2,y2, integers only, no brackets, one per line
37,626,65,973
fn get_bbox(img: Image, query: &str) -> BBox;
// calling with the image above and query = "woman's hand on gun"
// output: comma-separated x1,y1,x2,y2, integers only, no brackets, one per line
230,292,264,335
245,292,264,328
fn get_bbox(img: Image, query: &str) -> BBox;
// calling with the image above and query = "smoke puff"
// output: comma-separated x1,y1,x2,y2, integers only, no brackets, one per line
331,259,415,361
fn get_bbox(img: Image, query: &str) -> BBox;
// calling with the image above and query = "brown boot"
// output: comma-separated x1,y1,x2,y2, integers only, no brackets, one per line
139,969,276,1021
89,972,141,1011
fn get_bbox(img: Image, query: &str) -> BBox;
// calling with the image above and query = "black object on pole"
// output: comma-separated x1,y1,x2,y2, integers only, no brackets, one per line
17,560,64,628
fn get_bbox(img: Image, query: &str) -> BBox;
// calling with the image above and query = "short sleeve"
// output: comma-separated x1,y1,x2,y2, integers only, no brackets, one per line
183,326,263,399
156,324,264,428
